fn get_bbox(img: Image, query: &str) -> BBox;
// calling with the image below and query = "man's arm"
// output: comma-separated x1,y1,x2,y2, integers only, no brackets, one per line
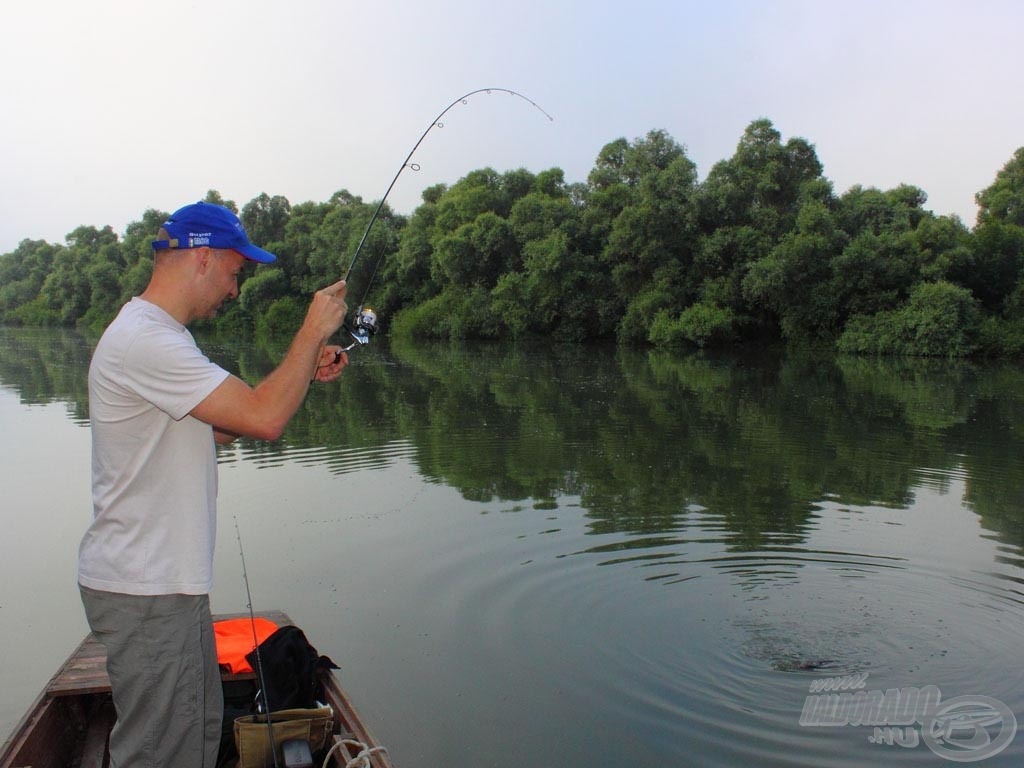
191,280,349,441
214,429,238,445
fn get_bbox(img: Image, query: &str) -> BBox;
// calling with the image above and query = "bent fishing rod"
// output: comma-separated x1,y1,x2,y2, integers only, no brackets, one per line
333,88,553,359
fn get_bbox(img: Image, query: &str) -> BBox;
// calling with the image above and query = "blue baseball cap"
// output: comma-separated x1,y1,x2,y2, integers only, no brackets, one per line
151,201,277,263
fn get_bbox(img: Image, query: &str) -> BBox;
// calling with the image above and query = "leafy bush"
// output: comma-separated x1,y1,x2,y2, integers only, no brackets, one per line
6,296,60,326
836,310,905,355
391,286,501,340
619,283,675,344
257,296,305,337
490,272,532,338
907,281,980,355
240,267,288,314
649,302,736,348
975,316,1024,358
837,281,980,357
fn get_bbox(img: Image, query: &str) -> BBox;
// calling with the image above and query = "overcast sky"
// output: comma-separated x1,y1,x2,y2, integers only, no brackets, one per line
2,0,1022,254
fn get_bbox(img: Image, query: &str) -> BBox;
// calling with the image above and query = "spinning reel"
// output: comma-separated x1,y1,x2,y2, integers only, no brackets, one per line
342,306,379,352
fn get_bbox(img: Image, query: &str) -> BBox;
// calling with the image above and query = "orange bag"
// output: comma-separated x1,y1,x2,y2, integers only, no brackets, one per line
215,617,279,674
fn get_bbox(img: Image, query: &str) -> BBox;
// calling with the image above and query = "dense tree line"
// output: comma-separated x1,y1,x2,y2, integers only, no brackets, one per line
3,119,1024,356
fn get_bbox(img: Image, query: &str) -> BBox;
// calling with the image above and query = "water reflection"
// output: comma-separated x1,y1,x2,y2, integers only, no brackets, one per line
0,326,92,422
2,326,1024,552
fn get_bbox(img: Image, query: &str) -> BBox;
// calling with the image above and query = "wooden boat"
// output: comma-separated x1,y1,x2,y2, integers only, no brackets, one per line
0,610,393,768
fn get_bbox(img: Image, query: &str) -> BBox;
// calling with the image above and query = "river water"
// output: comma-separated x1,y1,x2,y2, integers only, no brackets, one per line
1,326,1022,766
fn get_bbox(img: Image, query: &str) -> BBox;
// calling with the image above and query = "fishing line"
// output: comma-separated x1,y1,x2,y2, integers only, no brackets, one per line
233,515,280,768
334,87,554,357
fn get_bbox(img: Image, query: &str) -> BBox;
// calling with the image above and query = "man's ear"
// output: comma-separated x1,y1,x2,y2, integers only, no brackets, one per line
195,247,213,274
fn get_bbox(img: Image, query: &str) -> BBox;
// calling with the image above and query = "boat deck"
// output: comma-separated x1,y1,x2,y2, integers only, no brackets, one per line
46,609,287,697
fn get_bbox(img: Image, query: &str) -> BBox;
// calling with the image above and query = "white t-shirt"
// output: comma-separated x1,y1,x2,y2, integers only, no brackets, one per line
78,298,230,595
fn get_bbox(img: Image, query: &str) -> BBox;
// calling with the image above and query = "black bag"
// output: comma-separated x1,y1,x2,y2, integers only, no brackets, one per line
245,625,339,711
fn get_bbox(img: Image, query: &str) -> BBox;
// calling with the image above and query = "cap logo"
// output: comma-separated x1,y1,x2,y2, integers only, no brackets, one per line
188,233,212,247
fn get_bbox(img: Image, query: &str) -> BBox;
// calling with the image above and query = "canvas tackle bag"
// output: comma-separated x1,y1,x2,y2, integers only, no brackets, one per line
228,625,340,768
233,707,334,768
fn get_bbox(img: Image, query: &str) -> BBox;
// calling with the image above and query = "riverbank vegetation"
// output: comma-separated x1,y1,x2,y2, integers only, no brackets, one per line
3,119,1024,357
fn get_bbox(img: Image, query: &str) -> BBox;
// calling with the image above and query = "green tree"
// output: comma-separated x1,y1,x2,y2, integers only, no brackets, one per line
0,240,63,323
699,118,824,240
693,120,828,344
585,130,698,342
498,180,598,339
911,213,973,284
384,194,443,312
829,230,915,319
432,212,518,288
976,146,1024,227
37,225,121,326
277,199,329,293
242,193,291,252
969,149,1024,313
433,168,507,232
835,183,927,236
742,200,847,339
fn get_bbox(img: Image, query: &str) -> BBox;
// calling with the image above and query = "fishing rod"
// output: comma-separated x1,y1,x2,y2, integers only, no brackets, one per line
334,87,554,358
233,515,280,768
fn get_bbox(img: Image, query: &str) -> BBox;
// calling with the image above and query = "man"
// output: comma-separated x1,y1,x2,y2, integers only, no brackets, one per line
77,201,349,767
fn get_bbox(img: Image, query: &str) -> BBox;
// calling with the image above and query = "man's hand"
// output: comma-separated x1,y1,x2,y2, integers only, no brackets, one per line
314,346,348,382
304,279,349,340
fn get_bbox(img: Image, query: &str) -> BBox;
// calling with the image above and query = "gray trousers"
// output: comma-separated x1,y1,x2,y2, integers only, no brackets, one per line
80,586,223,768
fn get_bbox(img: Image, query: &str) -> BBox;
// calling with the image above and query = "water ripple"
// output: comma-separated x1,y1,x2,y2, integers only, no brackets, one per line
226,438,418,474
402,496,1024,766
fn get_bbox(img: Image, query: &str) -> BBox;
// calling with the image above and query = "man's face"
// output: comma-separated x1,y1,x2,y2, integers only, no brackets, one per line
201,249,246,319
